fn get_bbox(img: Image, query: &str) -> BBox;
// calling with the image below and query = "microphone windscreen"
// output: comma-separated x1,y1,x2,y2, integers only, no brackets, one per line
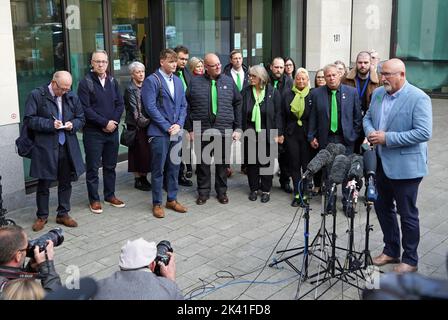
348,154,364,180
307,149,332,174
363,149,377,176
44,277,98,300
326,143,346,160
329,154,350,184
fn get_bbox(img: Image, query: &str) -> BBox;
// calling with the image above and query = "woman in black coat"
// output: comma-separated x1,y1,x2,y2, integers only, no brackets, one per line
282,67,312,207
124,61,152,191
241,65,283,203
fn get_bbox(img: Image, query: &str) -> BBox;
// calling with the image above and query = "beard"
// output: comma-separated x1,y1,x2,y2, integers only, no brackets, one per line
384,83,393,93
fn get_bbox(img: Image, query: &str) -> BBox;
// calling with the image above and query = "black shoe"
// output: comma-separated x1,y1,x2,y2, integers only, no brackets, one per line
135,178,151,191
281,183,293,194
248,191,257,201
217,194,229,204
291,197,301,207
185,171,193,178
179,175,193,187
196,195,209,205
260,192,270,203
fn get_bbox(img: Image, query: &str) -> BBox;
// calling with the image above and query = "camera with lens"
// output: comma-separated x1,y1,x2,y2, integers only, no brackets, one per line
154,240,173,276
26,228,64,258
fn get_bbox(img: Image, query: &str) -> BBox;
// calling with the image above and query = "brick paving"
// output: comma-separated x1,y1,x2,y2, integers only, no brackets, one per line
6,99,448,300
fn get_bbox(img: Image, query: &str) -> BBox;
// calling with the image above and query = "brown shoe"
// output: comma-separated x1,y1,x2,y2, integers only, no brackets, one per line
372,253,400,266
166,200,188,213
32,218,47,232
105,196,126,208
89,201,103,214
393,263,418,273
56,214,78,228
153,205,165,218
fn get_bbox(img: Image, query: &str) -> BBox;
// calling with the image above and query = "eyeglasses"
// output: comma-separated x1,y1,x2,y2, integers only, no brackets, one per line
380,71,400,78
285,64,293,67
92,60,108,64
206,63,221,69
248,74,258,78
54,81,71,93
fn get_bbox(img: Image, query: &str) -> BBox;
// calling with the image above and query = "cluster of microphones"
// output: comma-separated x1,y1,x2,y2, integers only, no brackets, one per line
301,142,378,203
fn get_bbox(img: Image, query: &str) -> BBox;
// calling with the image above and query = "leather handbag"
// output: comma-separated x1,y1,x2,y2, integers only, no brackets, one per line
120,124,136,147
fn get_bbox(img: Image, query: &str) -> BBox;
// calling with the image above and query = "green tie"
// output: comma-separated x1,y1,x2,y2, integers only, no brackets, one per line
236,73,242,91
274,80,279,89
179,70,187,91
330,90,338,133
211,80,218,115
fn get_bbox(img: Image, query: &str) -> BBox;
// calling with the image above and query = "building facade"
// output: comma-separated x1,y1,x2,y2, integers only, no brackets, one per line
1,0,447,210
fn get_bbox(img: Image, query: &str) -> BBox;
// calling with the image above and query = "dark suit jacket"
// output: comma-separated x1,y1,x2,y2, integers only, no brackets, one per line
308,84,362,148
141,70,187,137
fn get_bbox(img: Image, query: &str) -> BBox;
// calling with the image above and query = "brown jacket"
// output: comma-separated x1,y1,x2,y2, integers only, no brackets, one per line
342,68,380,112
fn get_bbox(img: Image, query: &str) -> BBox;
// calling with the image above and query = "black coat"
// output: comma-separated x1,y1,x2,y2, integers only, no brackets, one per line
281,88,312,140
24,85,85,180
186,73,242,135
223,63,250,91
241,84,283,136
124,80,149,130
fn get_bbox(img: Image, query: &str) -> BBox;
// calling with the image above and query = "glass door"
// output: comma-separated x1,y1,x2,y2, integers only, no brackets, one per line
110,0,150,88
251,0,272,66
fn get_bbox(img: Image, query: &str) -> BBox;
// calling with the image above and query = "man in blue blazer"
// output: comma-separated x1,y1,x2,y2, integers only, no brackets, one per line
363,58,432,273
141,49,188,218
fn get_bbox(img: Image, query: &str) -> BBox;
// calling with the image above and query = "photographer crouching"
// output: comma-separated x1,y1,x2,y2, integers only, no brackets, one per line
0,225,62,297
93,238,184,300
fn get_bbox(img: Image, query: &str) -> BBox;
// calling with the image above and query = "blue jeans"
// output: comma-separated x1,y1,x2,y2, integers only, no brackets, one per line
151,135,182,204
83,128,119,202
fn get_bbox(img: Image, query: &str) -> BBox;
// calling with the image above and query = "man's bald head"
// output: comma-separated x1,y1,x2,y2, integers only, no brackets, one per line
51,71,72,96
204,53,222,79
380,58,406,94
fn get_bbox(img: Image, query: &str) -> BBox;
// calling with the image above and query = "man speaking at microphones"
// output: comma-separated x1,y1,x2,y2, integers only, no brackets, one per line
363,58,432,273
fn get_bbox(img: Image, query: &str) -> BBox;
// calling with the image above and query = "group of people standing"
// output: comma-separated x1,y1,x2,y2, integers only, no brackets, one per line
23,45,432,275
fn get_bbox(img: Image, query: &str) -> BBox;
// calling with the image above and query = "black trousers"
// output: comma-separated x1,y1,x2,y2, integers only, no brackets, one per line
285,131,310,195
196,136,231,197
247,163,273,193
36,144,72,219
278,151,290,186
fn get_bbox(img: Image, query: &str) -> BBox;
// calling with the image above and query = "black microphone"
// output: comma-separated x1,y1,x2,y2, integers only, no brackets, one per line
326,143,347,160
363,149,378,202
348,154,364,181
326,154,350,214
302,149,332,179
329,154,351,185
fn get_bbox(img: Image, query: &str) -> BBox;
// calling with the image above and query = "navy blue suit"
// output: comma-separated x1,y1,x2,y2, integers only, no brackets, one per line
308,84,362,151
141,70,187,205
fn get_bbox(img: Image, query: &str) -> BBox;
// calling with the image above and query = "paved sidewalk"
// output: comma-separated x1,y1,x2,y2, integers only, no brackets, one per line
6,99,448,300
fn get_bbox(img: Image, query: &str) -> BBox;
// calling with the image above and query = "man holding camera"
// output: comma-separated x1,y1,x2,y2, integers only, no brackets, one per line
93,238,183,300
0,225,61,294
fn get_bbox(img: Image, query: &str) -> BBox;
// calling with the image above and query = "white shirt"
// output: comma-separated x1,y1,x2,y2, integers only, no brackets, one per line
48,83,62,118
230,68,245,90
159,68,175,98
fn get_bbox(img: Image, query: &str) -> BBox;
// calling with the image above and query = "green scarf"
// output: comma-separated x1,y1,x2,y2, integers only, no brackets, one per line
290,85,310,126
251,86,265,133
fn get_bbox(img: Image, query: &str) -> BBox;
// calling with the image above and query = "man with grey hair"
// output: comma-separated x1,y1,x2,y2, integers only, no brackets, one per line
24,71,85,231
93,238,183,300
78,50,125,215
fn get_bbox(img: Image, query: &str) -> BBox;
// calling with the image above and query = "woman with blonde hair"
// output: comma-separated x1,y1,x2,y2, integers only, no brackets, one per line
2,279,45,300
188,57,204,76
282,67,312,207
